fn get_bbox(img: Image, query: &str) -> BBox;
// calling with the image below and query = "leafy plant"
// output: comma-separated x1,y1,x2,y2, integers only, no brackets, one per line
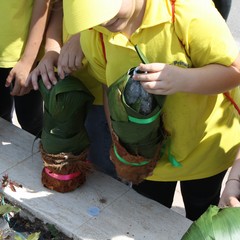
0,174,40,240
46,223,60,238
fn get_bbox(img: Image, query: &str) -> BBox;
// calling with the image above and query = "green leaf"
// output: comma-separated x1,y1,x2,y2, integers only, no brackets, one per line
39,74,94,154
0,204,20,216
181,205,240,240
26,232,41,240
134,45,149,64
46,223,59,237
14,236,23,240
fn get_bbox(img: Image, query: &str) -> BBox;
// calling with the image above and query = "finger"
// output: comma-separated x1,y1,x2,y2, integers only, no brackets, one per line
29,70,40,90
68,55,77,71
19,86,31,96
57,65,65,79
137,63,165,73
58,52,69,69
229,197,240,207
39,63,57,89
133,71,161,82
25,74,32,88
40,70,53,90
75,55,82,69
218,201,227,208
140,79,165,92
58,56,71,79
140,79,159,88
5,71,15,87
61,54,74,74
10,81,21,96
46,68,58,85
62,66,73,75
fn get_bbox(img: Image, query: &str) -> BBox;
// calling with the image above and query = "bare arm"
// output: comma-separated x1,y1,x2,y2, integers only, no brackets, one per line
219,149,240,207
6,0,51,96
26,0,63,90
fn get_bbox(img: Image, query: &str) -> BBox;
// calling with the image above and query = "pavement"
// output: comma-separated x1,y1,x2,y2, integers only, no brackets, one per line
227,0,240,48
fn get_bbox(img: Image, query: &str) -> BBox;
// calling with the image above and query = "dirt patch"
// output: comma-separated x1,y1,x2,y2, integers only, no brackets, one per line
9,212,73,240
1,199,73,240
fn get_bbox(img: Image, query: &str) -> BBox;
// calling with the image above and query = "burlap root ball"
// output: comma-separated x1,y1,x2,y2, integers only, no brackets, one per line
40,144,92,193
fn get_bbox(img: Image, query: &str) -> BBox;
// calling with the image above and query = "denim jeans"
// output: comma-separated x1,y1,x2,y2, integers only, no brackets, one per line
85,105,117,179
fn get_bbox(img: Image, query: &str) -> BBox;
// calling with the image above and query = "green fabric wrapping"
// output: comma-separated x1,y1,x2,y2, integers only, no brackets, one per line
107,45,166,159
181,205,240,240
39,75,94,154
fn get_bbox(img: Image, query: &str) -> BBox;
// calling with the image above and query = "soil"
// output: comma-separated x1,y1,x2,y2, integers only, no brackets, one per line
2,198,73,240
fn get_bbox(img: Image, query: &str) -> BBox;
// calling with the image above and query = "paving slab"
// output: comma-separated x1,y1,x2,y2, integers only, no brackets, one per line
0,118,192,239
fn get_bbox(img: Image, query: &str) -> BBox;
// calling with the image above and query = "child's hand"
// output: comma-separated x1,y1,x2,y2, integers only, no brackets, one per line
132,63,184,95
219,180,240,208
5,60,32,96
26,51,59,90
57,33,84,79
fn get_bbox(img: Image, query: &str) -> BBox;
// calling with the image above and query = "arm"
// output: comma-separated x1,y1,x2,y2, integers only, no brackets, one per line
133,54,240,95
27,0,63,90
219,149,240,207
5,0,51,96
27,1,85,90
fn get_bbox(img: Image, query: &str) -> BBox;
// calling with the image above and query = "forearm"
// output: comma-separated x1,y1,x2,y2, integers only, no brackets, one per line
44,0,63,53
227,149,240,181
21,0,51,65
178,63,240,94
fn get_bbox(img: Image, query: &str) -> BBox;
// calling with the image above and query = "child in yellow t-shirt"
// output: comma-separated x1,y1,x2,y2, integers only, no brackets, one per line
0,0,51,136
63,0,240,220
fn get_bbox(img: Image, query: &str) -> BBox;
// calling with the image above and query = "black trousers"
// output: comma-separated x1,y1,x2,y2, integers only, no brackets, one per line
0,68,43,136
213,0,232,20
132,170,227,221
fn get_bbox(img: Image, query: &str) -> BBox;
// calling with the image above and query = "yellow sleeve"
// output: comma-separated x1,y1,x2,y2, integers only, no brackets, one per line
174,0,239,67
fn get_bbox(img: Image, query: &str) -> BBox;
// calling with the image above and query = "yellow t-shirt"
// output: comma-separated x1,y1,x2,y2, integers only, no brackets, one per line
80,0,240,181
0,1,33,68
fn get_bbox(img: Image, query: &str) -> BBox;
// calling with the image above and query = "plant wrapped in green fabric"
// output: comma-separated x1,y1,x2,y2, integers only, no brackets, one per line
182,205,240,240
38,74,94,193
107,45,167,184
